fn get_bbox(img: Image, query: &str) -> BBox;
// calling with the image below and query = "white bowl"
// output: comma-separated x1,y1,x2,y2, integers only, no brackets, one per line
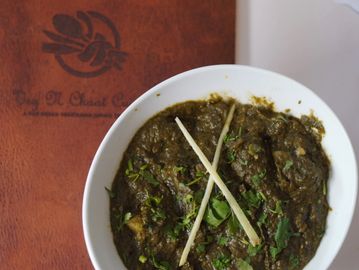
82,65,357,270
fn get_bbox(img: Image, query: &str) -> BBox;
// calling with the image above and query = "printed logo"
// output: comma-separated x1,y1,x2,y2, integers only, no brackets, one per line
42,11,127,78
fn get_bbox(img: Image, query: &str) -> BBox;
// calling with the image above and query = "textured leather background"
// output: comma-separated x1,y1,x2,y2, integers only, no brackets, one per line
0,0,234,269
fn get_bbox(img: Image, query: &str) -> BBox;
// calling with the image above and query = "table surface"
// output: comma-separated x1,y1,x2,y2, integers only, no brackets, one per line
237,1,359,269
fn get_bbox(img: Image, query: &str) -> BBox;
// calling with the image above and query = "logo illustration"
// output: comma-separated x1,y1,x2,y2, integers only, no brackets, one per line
42,11,127,78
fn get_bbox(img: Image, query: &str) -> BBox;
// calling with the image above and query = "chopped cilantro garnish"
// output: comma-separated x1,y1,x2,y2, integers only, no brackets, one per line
151,208,166,222
125,159,134,174
258,170,266,178
250,175,260,185
145,194,166,222
258,191,266,201
150,255,171,270
125,159,141,181
125,160,160,185
145,194,162,207
257,212,268,226
269,246,280,260
140,164,148,170
251,170,266,186
186,178,202,186
183,194,194,204
213,254,231,270
275,201,283,215
179,193,199,228
242,190,264,209
165,223,182,240
247,243,263,257
181,213,194,227
269,200,283,215
186,170,207,186
275,217,291,249
142,170,160,186
127,172,140,181
270,217,293,260
212,198,231,219
237,258,253,270
139,255,147,264
239,238,249,245
173,166,186,174
283,160,293,171
196,170,207,178
223,127,242,143
114,210,132,232
205,207,223,227
217,235,229,246
227,149,237,164
223,134,236,143
256,211,268,236
205,198,231,227
228,213,241,234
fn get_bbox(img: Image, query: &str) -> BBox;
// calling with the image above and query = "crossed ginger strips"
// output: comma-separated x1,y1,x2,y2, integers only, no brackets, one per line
175,104,261,266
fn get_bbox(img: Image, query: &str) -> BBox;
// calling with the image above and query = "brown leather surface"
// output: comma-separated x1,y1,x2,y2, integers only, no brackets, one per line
0,0,235,269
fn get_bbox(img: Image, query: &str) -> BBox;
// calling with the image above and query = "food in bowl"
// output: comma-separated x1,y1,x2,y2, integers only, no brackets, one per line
108,95,329,270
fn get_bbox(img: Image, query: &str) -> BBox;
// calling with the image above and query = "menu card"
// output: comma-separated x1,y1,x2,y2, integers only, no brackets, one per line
0,0,235,268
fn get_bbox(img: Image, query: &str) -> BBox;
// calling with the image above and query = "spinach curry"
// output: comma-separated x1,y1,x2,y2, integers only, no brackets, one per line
109,97,329,270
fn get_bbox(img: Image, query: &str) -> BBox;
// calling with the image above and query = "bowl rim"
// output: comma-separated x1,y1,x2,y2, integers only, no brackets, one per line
82,64,358,270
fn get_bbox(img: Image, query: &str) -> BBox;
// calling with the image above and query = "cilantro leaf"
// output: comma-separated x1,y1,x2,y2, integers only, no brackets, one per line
113,211,132,232
227,149,237,164
205,198,231,227
173,166,186,174
283,160,293,171
258,212,267,225
237,258,253,270
269,200,283,215
150,256,171,270
125,159,134,175
205,206,223,227
223,128,242,143
139,255,147,264
212,254,231,270
270,217,292,260
275,217,291,250
251,170,266,186
242,190,264,209
218,235,229,246
247,243,263,257
212,198,231,219
228,213,241,234
270,246,280,259
141,170,160,186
